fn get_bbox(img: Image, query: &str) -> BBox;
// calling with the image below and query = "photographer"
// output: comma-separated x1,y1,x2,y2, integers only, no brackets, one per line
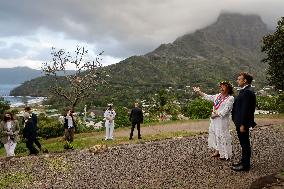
63,109,76,149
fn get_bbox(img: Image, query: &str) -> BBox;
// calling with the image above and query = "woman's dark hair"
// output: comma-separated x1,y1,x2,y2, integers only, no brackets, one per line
3,112,14,122
219,81,234,95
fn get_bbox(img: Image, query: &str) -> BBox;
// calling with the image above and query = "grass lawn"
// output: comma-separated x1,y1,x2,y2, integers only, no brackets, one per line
0,172,33,188
0,119,202,157
0,114,283,157
255,113,284,119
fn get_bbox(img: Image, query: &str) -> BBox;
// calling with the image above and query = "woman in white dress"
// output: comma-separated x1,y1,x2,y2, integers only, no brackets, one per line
0,112,20,157
193,81,234,160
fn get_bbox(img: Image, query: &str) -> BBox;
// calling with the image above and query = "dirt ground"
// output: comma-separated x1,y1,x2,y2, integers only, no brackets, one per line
112,118,284,138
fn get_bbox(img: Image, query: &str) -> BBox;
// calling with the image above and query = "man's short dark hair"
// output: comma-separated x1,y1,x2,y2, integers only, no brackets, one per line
24,107,31,111
239,72,253,84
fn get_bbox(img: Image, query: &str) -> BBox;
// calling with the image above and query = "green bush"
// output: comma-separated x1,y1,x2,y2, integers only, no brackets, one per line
276,93,284,113
14,142,28,154
37,113,107,139
0,99,10,119
142,90,182,123
114,107,131,128
38,114,64,139
75,117,98,133
143,115,159,124
185,98,213,119
256,94,284,113
10,109,19,115
170,114,178,121
256,96,278,111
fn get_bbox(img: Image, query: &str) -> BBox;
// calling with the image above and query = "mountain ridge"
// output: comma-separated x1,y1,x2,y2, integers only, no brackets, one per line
0,66,42,84
10,13,270,107
0,66,76,85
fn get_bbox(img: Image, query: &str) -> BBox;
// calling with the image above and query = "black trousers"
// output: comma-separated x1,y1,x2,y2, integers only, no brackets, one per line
130,122,141,138
236,127,251,167
64,128,75,142
26,139,39,155
34,138,42,150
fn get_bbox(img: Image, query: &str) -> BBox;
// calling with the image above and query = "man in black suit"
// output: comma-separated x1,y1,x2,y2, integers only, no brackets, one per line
231,72,256,171
129,102,143,140
23,112,39,155
24,107,42,151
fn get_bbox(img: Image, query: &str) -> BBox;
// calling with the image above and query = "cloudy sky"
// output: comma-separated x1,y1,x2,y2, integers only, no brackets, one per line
0,0,283,69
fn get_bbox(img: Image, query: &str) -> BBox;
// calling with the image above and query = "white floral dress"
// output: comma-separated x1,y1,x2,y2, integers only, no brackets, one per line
203,93,234,159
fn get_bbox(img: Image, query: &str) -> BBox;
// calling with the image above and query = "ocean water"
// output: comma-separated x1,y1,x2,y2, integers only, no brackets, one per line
0,84,46,107
0,84,20,96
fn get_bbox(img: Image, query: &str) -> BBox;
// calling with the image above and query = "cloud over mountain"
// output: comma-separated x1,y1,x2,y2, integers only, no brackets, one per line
0,0,283,68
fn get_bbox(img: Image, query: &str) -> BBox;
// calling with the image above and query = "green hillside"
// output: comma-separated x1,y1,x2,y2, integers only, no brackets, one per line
10,13,270,107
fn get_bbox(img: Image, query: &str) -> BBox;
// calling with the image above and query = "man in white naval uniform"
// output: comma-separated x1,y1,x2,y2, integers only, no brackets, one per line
104,104,116,140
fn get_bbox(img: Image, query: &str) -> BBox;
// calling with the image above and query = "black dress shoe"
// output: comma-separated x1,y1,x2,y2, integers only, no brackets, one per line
219,157,229,161
42,149,49,153
231,164,250,172
211,153,220,158
232,162,242,166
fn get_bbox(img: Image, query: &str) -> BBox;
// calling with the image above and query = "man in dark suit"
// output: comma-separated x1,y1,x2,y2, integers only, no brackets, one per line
232,72,256,171
23,112,39,155
24,107,42,151
129,102,143,140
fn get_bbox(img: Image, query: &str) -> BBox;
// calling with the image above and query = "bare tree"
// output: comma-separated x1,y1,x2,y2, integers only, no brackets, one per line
42,46,106,109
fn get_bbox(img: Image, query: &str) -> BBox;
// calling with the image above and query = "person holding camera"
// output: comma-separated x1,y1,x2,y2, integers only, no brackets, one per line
0,112,20,158
64,109,76,149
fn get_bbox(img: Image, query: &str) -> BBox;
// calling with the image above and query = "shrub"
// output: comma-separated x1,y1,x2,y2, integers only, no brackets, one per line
0,99,10,119
14,142,28,154
171,114,178,121
114,107,131,128
143,115,159,124
256,96,278,111
256,94,284,113
38,115,64,139
276,93,284,113
185,98,213,119
75,117,98,133
10,109,19,115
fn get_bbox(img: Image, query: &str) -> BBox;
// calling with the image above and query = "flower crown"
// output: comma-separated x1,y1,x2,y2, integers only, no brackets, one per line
219,81,233,87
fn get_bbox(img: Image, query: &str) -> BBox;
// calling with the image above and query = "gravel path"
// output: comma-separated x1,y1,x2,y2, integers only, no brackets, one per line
83,118,284,139
0,124,283,189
